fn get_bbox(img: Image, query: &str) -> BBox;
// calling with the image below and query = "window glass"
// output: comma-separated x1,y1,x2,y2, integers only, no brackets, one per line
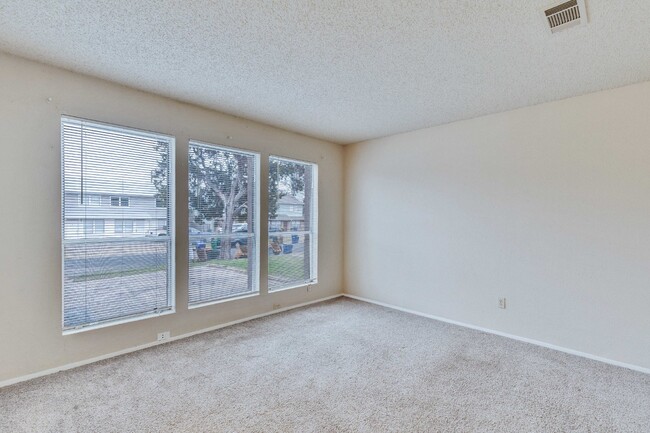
62,117,174,330
268,156,317,291
187,141,259,306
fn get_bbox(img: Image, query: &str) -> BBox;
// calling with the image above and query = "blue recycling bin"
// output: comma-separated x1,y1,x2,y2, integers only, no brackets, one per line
291,234,299,244
282,244,293,254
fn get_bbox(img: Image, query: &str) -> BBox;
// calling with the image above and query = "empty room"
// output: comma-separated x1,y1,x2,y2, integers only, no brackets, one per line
1,1,649,432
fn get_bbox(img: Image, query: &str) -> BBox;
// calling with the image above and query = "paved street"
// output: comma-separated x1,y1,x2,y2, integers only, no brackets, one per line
64,263,294,328
63,238,307,327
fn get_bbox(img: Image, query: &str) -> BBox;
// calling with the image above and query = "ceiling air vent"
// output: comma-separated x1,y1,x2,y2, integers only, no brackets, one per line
544,0,587,34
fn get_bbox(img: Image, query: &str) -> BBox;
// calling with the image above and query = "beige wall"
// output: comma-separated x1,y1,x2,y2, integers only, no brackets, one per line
3,49,650,383
345,81,650,370
0,52,344,382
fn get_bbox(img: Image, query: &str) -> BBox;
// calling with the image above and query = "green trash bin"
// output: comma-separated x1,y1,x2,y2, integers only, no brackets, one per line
208,238,220,259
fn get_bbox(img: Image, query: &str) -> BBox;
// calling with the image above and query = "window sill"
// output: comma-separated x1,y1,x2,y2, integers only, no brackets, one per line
188,291,260,309
62,308,175,335
268,280,318,294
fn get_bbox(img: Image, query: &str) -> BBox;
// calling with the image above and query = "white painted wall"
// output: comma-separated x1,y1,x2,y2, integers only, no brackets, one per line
344,81,650,370
2,48,649,382
0,52,344,383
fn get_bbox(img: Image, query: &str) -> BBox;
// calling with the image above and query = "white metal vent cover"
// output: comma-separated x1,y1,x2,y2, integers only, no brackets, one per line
544,0,587,34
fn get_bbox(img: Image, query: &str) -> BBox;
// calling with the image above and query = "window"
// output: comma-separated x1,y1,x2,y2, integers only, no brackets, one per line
84,219,105,235
268,156,317,291
61,117,174,331
187,141,259,306
114,219,134,234
111,196,129,207
81,194,101,206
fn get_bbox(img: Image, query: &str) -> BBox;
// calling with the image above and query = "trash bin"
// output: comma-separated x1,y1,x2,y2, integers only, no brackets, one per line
291,234,299,244
196,242,207,261
282,244,293,254
208,238,220,259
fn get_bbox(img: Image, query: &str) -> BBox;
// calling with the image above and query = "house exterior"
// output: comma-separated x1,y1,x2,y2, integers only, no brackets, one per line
64,191,167,239
269,195,304,231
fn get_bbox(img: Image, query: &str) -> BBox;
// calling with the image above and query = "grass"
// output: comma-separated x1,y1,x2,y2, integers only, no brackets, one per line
191,254,305,280
73,253,306,282
269,255,305,280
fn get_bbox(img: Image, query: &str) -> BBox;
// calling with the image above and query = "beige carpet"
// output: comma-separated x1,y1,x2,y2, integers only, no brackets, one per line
1,298,649,433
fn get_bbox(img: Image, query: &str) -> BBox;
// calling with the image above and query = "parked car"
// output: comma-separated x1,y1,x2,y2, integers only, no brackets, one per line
189,227,215,247
146,227,168,237
230,224,249,247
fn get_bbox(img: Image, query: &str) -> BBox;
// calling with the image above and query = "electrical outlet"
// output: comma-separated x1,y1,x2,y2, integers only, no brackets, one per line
157,331,170,341
272,303,281,310
498,298,507,309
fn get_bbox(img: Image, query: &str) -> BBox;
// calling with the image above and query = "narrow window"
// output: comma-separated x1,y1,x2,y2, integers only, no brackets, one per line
188,141,259,306
62,117,174,331
268,156,318,291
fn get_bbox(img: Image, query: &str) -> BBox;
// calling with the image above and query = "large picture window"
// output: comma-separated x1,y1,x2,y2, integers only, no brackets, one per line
187,141,259,306
268,156,317,291
61,117,174,331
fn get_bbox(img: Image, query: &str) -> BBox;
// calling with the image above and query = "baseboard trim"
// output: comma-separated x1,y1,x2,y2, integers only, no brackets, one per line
0,294,343,388
343,294,650,375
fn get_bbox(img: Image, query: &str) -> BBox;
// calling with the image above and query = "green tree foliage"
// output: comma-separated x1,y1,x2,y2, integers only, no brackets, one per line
153,143,253,259
268,158,306,219
151,141,169,209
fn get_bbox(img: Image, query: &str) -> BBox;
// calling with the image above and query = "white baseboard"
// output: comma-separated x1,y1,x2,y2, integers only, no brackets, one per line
0,294,343,388
343,294,650,375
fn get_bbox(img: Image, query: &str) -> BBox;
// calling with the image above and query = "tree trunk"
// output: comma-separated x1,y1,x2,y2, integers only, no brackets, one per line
220,201,235,259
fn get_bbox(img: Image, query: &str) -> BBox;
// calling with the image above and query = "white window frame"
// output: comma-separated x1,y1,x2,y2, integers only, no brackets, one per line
61,116,176,334
268,155,318,292
84,219,105,235
187,140,261,308
80,193,102,206
114,219,134,234
111,196,130,207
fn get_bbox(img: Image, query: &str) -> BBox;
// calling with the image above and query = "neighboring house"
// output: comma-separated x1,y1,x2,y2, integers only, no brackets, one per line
277,194,303,217
64,191,167,238
270,195,304,231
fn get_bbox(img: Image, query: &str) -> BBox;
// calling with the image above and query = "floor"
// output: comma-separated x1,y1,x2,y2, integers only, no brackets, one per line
1,298,649,433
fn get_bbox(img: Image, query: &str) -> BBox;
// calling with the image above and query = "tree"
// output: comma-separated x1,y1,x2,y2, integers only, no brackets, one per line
151,141,169,209
268,158,312,281
153,144,253,260
268,159,305,219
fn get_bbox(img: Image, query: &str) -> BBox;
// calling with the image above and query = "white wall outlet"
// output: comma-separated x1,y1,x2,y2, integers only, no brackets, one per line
157,331,170,341
498,298,507,309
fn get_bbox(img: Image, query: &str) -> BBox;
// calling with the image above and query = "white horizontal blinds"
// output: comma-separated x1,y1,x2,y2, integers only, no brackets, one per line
268,157,318,291
61,117,174,330
188,141,259,306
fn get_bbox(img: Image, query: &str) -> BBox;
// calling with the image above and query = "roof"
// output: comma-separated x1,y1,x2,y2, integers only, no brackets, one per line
278,195,303,206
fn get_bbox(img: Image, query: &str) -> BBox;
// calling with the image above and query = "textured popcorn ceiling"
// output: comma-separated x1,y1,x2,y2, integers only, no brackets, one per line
1,1,650,144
